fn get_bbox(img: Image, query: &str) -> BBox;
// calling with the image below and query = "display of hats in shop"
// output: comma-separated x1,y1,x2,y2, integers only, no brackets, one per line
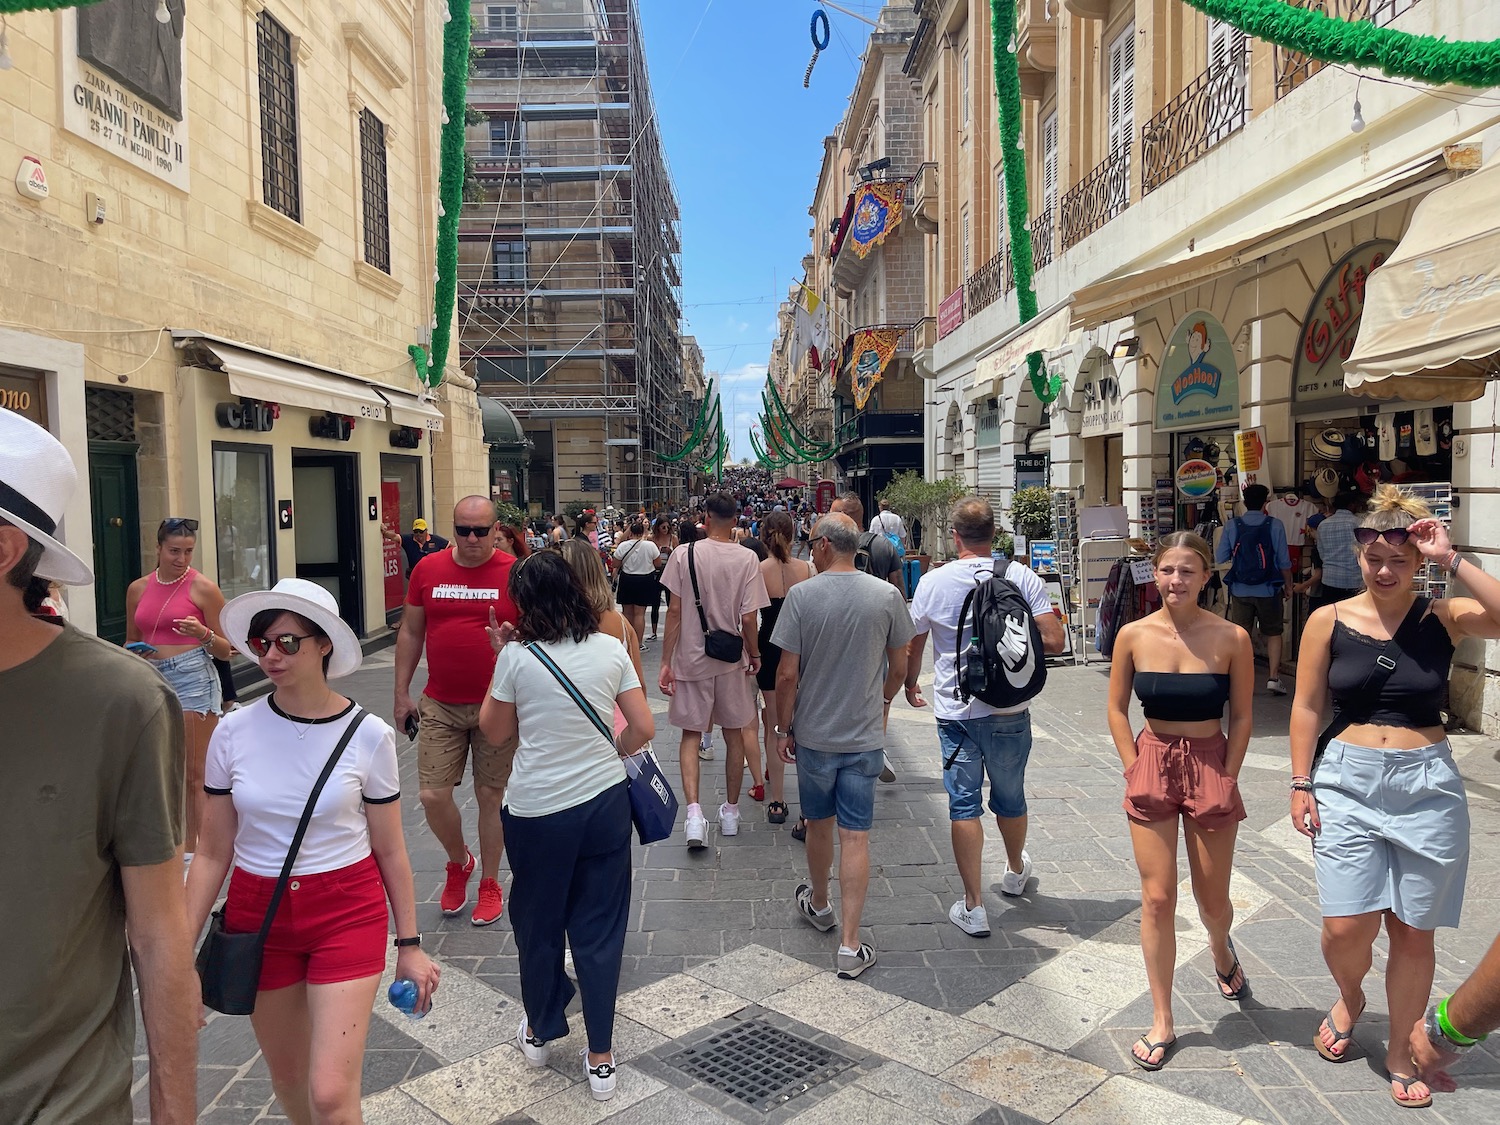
1315,467,1341,498
1184,436,1207,458
1203,439,1222,462
1311,428,1345,460
1341,432,1369,465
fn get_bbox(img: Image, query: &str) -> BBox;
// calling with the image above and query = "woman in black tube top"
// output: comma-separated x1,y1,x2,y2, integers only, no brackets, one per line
1106,531,1255,1071
755,511,815,826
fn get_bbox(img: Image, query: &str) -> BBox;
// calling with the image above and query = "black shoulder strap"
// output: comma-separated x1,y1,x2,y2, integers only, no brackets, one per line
1315,597,1429,760
526,641,615,745
256,708,370,944
686,541,712,637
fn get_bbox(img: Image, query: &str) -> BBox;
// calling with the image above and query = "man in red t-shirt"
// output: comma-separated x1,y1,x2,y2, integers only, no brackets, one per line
395,495,519,926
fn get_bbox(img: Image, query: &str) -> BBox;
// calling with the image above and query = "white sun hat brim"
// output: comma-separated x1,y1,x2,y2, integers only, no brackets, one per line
220,578,363,679
4,510,94,585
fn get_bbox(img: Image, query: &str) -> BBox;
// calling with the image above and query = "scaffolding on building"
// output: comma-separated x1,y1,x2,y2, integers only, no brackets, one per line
459,0,685,509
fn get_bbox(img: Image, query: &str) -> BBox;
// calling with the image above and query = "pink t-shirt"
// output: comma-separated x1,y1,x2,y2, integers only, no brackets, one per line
660,538,770,681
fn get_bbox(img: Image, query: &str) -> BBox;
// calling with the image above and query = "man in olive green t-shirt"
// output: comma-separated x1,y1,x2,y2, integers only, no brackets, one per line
0,410,197,1125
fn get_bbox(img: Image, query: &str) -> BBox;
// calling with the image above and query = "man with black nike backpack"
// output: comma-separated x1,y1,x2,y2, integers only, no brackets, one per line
903,497,1066,937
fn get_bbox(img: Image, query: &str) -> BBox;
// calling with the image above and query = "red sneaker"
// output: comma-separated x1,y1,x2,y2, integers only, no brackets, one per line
440,852,475,916
472,878,504,927
748,784,766,803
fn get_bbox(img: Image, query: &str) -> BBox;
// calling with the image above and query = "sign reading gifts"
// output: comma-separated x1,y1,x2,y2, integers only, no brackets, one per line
1293,240,1398,401
1155,311,1240,432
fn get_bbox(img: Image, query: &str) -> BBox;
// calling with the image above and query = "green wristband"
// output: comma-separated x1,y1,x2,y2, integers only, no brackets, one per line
1437,995,1485,1046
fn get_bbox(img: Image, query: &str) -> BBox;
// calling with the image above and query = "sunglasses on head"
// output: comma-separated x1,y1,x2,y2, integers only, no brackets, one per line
160,517,199,534
1354,527,1412,547
454,524,494,539
246,633,318,657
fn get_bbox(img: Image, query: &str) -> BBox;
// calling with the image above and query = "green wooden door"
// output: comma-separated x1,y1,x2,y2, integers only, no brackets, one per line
88,442,141,644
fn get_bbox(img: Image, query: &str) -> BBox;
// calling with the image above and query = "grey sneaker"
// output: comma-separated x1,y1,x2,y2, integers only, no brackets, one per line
837,943,877,979
878,755,897,783
949,899,991,937
698,731,714,760
795,882,837,932
1266,678,1288,696
999,850,1033,897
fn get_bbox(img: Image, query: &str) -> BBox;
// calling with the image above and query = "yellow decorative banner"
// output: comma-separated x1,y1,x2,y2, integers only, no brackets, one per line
849,327,905,410
847,181,906,259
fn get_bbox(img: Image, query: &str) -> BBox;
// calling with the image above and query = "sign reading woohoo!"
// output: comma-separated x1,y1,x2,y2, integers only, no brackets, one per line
1155,311,1240,433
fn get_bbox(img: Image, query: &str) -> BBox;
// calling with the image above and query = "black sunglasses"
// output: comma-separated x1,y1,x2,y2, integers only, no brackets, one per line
247,633,318,657
808,536,827,548
454,524,494,539
1354,527,1411,547
160,517,199,534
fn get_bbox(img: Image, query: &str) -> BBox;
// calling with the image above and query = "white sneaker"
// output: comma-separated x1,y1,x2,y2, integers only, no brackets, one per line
684,811,708,849
584,1050,617,1101
1000,850,1033,897
517,1017,549,1067
563,945,576,979
878,755,897,783
949,899,991,937
698,731,714,760
718,802,740,837
1266,678,1288,696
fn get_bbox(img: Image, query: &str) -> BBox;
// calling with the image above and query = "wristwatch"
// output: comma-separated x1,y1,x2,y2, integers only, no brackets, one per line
394,935,422,948
773,726,791,737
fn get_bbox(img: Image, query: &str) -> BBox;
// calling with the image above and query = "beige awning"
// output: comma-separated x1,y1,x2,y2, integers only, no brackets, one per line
379,387,446,432
1344,159,1500,403
968,300,1074,399
202,341,389,420
1071,155,1448,328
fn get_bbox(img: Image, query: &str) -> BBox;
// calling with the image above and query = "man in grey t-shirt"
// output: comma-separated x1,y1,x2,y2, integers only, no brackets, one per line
772,513,912,980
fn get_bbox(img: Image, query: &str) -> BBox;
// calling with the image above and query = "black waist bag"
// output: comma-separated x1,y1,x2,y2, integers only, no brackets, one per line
688,541,744,663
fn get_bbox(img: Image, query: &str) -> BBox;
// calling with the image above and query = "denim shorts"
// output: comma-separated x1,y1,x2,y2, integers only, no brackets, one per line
153,646,222,715
1312,738,1469,930
795,746,883,831
937,712,1032,820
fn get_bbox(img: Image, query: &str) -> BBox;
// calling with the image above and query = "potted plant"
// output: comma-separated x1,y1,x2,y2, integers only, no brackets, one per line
877,471,968,565
1009,486,1054,544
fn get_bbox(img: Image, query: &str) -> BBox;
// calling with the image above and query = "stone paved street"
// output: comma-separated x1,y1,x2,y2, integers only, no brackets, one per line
140,639,1500,1124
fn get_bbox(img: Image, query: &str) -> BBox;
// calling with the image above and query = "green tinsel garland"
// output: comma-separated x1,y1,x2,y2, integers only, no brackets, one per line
410,2,472,388
761,393,830,463
764,377,835,456
1181,0,1500,88
0,1,100,11
657,391,716,462
990,0,1061,405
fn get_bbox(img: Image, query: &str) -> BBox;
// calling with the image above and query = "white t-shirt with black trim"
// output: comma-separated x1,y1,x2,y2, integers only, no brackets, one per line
204,697,401,877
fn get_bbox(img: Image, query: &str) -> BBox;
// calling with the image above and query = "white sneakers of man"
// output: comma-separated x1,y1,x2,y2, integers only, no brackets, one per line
517,1018,549,1067
1266,678,1288,696
948,899,991,937
584,1050,617,1101
1000,850,1033,897
684,810,708,849
718,802,740,837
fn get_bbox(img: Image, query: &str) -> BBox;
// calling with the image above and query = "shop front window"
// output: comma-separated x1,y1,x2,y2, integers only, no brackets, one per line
212,445,274,600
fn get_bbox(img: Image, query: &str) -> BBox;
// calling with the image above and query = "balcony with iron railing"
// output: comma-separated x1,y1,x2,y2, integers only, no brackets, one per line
1060,140,1130,251
1029,209,1056,273
1142,32,1249,195
835,409,924,447
830,170,918,296
965,245,1013,319
1274,0,1424,98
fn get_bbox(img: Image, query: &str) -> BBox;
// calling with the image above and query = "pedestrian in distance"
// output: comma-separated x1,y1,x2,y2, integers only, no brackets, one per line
1305,491,1366,614
905,497,1067,939
495,521,532,560
611,516,657,648
1106,531,1254,1071
480,550,655,1102
188,578,438,1125
394,496,520,926
774,513,913,979
868,498,909,553
0,411,198,1124
1291,484,1500,1109
659,492,770,846
757,510,815,825
125,516,234,861
648,516,676,640
380,517,449,576
561,538,648,692
1216,483,1294,694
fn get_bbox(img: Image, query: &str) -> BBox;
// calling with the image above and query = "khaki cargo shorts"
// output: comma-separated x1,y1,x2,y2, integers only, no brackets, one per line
417,695,516,790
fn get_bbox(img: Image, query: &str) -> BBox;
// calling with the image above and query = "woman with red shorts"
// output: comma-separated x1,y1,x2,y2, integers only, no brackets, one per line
187,579,438,1125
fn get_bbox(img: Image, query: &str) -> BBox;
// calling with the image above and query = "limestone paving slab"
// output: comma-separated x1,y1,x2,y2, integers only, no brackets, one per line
841,1000,1000,1076
400,1040,574,1125
1053,1075,1260,1125
686,943,822,1001
782,1082,947,1125
759,970,906,1035
614,973,747,1038
964,982,1114,1052
526,1066,663,1125
853,1061,1000,1125
941,1036,1109,1123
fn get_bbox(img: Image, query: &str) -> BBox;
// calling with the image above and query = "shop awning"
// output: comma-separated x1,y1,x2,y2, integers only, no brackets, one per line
1344,159,1500,403
190,339,389,420
968,300,1074,400
380,387,446,432
1070,155,1448,328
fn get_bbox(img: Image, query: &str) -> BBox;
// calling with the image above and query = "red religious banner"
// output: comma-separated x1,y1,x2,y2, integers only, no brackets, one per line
938,286,965,339
1293,240,1397,401
849,327,905,410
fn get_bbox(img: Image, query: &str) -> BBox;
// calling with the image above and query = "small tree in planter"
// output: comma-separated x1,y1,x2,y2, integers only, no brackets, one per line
877,472,968,561
1009,486,1054,543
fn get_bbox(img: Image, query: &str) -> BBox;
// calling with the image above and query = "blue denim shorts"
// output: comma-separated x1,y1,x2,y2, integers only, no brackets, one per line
937,712,1032,820
795,746,883,832
1312,738,1469,930
153,646,222,716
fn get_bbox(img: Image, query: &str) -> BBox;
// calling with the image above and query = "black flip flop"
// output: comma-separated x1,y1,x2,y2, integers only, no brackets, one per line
767,801,788,824
790,817,807,842
1131,1034,1176,1072
1216,935,1250,1001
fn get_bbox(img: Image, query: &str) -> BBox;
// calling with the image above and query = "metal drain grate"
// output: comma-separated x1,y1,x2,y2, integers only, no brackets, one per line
662,1019,855,1112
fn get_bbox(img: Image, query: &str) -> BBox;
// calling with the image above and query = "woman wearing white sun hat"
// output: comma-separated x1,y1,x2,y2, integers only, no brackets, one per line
186,578,438,1125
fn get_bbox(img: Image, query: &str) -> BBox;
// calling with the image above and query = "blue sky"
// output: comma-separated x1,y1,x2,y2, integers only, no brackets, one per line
639,0,886,461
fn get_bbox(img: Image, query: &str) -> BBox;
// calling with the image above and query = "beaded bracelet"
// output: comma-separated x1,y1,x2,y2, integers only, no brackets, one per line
1290,779,1315,793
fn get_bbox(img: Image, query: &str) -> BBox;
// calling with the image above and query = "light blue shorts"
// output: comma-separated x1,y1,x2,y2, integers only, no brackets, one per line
153,646,223,716
1312,738,1469,930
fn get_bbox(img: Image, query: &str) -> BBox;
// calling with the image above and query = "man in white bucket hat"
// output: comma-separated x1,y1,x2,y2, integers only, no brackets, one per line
0,410,197,1122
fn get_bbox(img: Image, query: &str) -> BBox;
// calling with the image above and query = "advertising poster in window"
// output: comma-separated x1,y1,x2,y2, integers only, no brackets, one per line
60,4,191,191
1155,311,1239,432
382,482,404,612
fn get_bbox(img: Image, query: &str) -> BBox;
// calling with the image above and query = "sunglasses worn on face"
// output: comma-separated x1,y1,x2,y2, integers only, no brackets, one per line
808,536,827,548
1355,527,1411,547
454,524,493,539
160,517,199,534
247,633,318,657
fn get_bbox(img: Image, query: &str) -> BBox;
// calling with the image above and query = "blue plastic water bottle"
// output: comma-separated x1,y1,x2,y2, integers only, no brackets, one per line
387,978,427,1020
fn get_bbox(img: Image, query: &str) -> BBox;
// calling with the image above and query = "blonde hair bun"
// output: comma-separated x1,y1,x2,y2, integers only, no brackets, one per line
1368,483,1432,521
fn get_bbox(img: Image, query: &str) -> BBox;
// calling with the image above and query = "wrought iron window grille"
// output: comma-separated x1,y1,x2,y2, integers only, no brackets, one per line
359,109,391,274
1274,0,1423,99
257,13,301,223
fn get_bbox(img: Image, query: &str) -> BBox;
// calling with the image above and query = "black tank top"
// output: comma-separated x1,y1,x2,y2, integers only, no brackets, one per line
1328,600,1452,728
1133,672,1231,721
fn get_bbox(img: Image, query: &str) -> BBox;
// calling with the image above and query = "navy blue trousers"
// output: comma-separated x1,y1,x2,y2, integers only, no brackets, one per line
500,780,632,1054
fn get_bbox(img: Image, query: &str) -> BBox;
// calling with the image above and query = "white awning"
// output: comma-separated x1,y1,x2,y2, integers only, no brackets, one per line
1345,159,1500,403
201,341,388,420
379,387,446,432
1071,155,1448,328
968,300,1074,399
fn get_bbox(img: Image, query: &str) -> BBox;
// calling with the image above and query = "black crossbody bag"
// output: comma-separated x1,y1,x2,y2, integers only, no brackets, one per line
196,708,371,1015
1312,598,1428,769
687,541,744,663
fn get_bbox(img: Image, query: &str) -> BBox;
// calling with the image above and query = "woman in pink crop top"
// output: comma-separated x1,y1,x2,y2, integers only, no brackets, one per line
126,517,231,857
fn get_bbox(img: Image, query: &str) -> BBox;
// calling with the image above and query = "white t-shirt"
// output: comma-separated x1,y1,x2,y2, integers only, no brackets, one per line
613,538,657,576
868,510,908,547
1269,495,1318,548
909,557,1053,720
204,699,400,877
490,632,642,816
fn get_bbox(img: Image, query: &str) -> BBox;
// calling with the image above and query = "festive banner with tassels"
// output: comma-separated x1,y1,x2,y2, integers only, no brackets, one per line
848,327,904,411
846,181,906,260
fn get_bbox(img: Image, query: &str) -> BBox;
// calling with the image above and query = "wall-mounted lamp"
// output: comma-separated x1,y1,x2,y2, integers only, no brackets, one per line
858,156,892,183
1111,337,1141,360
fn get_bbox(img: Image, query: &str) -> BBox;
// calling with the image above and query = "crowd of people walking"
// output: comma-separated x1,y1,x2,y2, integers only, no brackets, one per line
9,401,1500,1121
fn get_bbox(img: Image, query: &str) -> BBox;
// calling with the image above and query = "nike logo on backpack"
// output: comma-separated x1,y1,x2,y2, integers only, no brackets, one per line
997,615,1036,688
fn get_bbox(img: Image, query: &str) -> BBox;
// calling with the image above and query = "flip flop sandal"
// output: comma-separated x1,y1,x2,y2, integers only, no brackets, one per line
790,817,807,842
1388,1072,1433,1109
1315,996,1366,1062
767,801,788,824
1215,936,1250,1001
1131,1034,1176,1072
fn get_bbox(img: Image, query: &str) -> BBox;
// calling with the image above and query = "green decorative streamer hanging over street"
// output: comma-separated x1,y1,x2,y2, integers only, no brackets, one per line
0,1,100,10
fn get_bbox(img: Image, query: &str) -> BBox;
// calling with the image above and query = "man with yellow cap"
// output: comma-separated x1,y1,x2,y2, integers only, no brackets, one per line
382,515,450,576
